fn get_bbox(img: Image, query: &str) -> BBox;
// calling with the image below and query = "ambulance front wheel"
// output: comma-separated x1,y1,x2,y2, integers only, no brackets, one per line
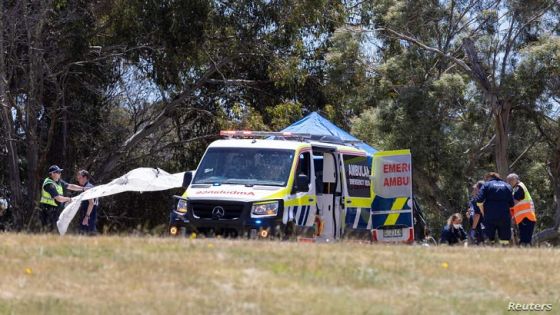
169,225,179,237
168,225,186,237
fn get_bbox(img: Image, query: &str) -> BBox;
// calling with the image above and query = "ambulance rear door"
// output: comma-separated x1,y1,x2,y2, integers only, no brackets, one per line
370,150,414,243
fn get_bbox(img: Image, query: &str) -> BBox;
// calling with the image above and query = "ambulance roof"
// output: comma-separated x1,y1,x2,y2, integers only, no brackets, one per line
208,139,365,154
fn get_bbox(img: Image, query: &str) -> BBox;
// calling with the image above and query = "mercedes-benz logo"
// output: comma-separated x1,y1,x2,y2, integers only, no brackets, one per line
212,206,225,218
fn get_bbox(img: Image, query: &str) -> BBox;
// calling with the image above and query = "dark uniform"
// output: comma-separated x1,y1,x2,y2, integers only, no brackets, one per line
78,181,98,234
468,199,484,244
40,178,69,232
440,224,467,245
475,178,514,243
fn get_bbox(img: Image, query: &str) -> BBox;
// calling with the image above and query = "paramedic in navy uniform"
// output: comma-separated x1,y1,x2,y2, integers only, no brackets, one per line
474,172,514,245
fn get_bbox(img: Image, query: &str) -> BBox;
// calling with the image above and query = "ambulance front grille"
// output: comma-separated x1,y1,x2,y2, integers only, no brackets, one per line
190,202,245,220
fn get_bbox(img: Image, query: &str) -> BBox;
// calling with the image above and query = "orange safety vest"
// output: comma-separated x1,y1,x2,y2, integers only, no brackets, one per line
510,182,536,224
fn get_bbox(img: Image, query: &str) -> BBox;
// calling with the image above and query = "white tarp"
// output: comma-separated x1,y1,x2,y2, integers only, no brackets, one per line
57,168,185,235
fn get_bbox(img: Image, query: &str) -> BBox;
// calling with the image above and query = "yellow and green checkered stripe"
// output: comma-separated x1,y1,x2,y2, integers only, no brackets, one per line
345,195,412,229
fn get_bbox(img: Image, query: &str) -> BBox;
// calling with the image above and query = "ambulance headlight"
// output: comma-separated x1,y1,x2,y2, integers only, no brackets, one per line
251,201,279,217
175,199,188,215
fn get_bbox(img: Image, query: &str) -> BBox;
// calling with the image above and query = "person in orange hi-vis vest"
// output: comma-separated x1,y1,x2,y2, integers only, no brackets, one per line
506,173,537,246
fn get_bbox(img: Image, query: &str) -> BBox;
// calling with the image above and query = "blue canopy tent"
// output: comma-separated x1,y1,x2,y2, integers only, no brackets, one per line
280,112,378,156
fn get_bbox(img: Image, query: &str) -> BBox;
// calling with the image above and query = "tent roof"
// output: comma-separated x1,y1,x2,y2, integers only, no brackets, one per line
280,112,378,155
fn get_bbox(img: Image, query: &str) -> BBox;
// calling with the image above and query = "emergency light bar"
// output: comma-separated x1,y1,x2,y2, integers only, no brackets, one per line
220,130,364,147
219,130,312,139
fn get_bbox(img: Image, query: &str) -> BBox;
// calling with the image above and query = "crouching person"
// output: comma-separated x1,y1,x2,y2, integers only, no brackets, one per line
440,213,467,246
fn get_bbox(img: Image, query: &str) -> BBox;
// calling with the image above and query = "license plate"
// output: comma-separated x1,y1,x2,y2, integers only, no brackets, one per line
383,228,403,238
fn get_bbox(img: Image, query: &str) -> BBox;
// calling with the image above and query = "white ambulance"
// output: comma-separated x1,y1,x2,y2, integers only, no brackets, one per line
169,131,414,242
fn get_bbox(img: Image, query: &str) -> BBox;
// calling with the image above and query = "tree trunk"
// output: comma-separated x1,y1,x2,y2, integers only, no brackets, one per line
553,140,560,230
494,103,511,177
23,0,47,223
464,38,512,177
0,2,25,229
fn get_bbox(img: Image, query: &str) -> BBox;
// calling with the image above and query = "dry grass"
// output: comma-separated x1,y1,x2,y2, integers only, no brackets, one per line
0,234,559,315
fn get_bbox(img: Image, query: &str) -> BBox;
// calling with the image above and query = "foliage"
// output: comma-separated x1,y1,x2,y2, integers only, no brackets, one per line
1,0,559,235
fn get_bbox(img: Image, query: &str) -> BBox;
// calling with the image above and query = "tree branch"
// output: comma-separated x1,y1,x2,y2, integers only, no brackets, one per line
378,27,473,73
97,56,234,179
205,79,272,86
509,135,541,169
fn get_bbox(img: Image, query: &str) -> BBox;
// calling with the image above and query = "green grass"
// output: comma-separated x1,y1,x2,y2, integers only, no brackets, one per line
0,234,559,315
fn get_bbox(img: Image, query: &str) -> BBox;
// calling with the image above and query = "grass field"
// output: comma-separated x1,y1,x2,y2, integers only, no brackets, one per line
0,234,558,315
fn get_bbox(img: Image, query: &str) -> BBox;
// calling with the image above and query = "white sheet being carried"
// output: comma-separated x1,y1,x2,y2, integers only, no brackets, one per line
57,167,185,235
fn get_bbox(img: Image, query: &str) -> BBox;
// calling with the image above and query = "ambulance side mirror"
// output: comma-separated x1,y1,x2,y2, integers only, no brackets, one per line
182,171,194,188
295,174,310,192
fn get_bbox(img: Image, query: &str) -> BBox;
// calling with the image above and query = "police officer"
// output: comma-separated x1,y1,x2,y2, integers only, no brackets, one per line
506,173,537,246
76,170,98,235
39,165,86,232
474,172,514,245
467,180,485,244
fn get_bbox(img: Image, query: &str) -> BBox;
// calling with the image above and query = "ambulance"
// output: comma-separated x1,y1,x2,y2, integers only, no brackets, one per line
169,130,414,242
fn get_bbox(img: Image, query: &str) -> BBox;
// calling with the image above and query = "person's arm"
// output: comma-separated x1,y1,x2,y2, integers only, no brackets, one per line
477,202,485,216
471,201,482,229
66,183,86,192
45,184,72,204
459,227,467,240
54,195,72,203
474,184,487,204
82,199,94,226
513,186,524,205
508,190,515,208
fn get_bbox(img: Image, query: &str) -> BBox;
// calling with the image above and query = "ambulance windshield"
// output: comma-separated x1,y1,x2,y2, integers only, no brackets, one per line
193,148,295,187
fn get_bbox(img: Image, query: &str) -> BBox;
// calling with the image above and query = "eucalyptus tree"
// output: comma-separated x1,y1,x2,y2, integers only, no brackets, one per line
0,0,111,229
94,0,348,179
356,0,559,177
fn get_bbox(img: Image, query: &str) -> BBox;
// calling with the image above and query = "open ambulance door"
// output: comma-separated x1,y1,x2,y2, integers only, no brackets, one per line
370,150,414,243
340,151,373,239
286,148,317,237
312,146,340,240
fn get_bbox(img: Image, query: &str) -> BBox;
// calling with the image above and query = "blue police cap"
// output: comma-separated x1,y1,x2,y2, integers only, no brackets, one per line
48,165,63,173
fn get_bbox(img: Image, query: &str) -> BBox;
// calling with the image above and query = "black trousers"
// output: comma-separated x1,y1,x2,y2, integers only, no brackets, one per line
40,204,61,232
484,218,511,242
518,218,535,245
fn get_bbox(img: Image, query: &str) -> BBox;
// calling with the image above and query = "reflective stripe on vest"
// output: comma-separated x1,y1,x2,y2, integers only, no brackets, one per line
40,178,63,207
511,182,536,224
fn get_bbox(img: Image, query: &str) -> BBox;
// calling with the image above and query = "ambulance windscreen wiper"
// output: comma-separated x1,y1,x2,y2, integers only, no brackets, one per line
221,179,249,185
